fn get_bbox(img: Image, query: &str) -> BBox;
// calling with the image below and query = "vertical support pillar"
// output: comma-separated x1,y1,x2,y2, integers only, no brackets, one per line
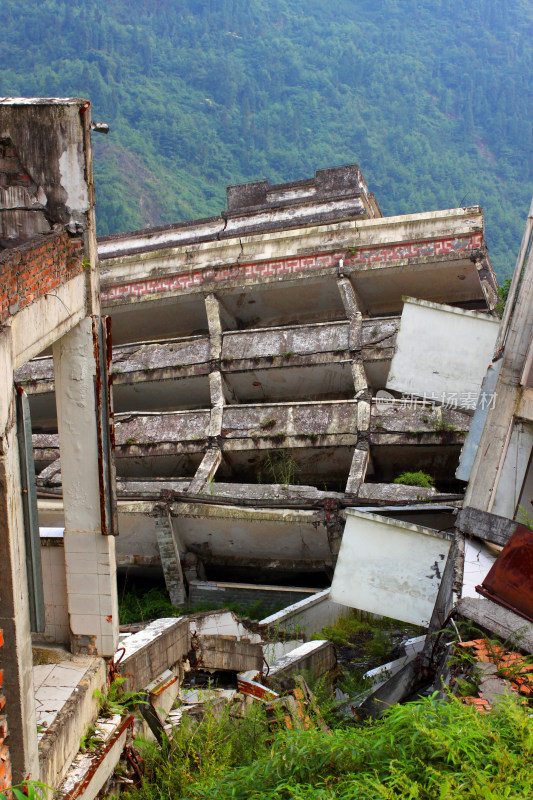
53,317,119,656
188,293,229,493
345,447,369,494
0,331,39,781
337,277,367,393
155,514,186,607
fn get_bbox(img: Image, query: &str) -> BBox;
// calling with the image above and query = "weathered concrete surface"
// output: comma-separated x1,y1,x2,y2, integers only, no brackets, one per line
387,298,500,406
194,634,264,672
261,589,351,639
189,581,319,612
456,597,533,653
116,618,189,693
455,506,517,547
267,640,336,692
330,510,452,626
38,657,106,796
56,714,131,800
99,207,493,318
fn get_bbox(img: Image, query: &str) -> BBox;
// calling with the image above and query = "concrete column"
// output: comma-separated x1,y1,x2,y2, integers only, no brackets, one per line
53,318,118,657
345,446,369,494
205,293,223,361
188,448,222,494
336,277,368,393
155,515,186,607
0,331,39,781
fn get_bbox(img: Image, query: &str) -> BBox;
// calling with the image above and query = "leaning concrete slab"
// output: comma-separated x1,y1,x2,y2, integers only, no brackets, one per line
455,597,533,653
330,509,453,626
386,298,500,407
116,617,189,693
266,640,335,692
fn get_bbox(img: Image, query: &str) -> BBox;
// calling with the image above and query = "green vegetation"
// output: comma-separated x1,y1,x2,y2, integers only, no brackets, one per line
394,470,435,488
1,0,531,279
125,693,533,800
120,586,177,624
0,783,50,800
94,676,147,718
119,584,285,624
260,449,300,486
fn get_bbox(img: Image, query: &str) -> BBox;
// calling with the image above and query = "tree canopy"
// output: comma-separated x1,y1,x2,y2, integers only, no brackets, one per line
1,0,532,279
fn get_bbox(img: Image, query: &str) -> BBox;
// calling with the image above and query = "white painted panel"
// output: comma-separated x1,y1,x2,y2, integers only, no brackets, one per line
330,509,452,626
492,421,533,518
386,298,500,405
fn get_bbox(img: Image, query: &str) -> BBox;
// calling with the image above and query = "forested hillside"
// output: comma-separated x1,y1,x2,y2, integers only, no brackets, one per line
1,0,532,279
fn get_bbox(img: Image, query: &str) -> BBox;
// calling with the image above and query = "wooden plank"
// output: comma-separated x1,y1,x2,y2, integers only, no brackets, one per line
455,506,517,547
455,597,533,653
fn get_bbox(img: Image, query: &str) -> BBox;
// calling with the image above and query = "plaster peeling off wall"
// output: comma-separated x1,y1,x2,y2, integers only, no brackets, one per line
0,100,91,239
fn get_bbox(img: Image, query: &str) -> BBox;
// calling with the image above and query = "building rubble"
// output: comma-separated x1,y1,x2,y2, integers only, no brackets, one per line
1,97,533,796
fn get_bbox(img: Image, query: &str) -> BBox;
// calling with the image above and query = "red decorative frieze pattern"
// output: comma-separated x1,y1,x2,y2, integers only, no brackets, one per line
101,233,483,303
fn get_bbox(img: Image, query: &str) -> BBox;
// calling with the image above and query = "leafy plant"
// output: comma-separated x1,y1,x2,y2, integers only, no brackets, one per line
80,723,102,752
495,275,513,317
94,676,147,718
119,586,177,624
126,693,533,800
0,782,51,800
517,504,533,531
394,470,435,488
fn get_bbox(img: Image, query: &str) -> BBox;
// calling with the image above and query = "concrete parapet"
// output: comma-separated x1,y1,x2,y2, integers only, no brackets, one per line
267,640,336,692
116,617,189,693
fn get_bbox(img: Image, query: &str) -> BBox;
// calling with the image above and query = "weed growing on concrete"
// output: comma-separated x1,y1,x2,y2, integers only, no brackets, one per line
127,694,533,800
394,470,435,488
94,677,147,718
263,449,300,486
80,723,101,752
432,417,457,433
517,504,533,530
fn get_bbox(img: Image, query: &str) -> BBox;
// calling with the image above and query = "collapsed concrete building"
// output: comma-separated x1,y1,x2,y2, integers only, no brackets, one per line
24,161,500,609
2,96,533,797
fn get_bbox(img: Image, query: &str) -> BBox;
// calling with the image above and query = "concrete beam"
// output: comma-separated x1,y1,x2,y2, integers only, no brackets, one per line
455,506,517,547
188,448,222,495
116,617,190,693
99,207,488,297
456,596,533,653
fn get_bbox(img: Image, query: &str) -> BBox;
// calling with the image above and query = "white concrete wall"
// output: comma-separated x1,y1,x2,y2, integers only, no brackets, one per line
387,298,500,405
40,542,69,645
261,589,351,638
330,509,452,626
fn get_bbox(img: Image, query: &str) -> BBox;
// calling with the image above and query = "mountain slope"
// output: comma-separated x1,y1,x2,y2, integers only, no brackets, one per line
1,0,532,278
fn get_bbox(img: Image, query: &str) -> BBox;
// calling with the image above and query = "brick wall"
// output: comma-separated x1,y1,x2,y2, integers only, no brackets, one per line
0,628,11,792
0,231,84,324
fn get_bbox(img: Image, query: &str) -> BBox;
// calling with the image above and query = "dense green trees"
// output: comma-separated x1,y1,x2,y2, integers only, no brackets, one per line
1,0,532,279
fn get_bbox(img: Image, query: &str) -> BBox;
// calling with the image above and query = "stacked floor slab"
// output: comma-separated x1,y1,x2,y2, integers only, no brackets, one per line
29,165,498,597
